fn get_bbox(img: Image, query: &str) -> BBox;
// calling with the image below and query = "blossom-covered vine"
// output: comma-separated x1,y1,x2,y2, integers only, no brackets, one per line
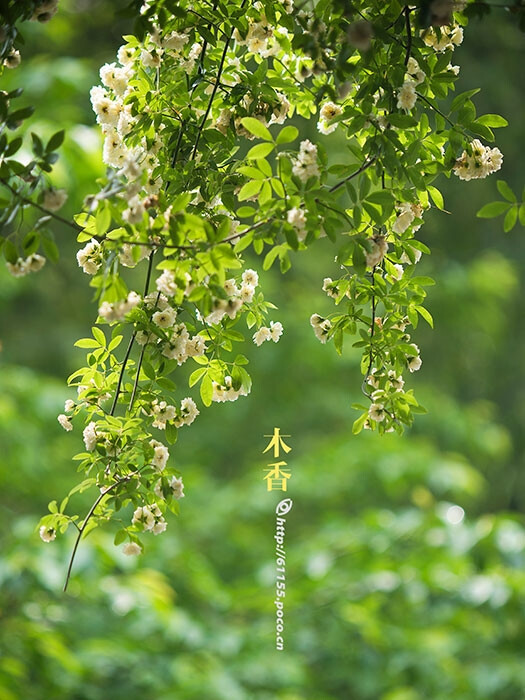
0,0,515,586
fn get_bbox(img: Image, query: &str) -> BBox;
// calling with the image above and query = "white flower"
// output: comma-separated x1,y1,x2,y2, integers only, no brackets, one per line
6,259,29,277
152,307,177,328
57,414,73,431
287,207,307,240
99,62,131,96
24,254,46,273
141,49,162,68
77,239,102,275
310,314,332,344
64,399,75,412
388,371,405,391
123,542,142,556
149,439,169,471
369,403,386,422
83,421,97,451
31,0,58,22
178,397,199,426
169,476,185,499
122,195,145,225
406,57,425,85
224,278,238,296
391,264,404,281
242,269,259,287
43,188,67,211
322,277,339,300
317,101,342,135
3,49,21,68
156,269,178,296
144,291,169,310
292,139,320,182
163,30,189,51
151,399,176,429
392,203,416,234
132,505,155,530
408,355,422,372
453,139,503,181
269,321,283,342
365,235,389,267
396,80,417,111
240,283,255,303
117,45,135,65
39,525,56,542
253,327,271,346
152,519,167,535
90,87,122,127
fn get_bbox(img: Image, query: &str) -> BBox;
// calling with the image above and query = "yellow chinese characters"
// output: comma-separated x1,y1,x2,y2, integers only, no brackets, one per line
263,428,292,491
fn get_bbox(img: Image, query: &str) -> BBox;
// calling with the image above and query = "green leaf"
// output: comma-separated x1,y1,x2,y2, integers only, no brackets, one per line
352,412,368,435
276,125,299,145
95,206,111,236
3,239,18,264
497,180,516,203
165,422,178,445
246,142,274,159
477,114,508,128
427,185,444,210
476,201,510,219
92,326,106,346
47,130,66,152
74,338,100,349
240,117,273,141
189,367,207,387
200,374,213,407
41,237,59,263
416,306,434,328
238,179,263,201
114,529,127,546
503,206,518,233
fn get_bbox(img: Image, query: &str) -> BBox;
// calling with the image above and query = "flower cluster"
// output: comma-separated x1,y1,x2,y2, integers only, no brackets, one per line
453,139,503,181
6,254,45,278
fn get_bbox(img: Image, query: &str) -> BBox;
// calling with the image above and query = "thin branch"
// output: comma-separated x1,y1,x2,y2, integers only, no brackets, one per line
416,92,455,127
0,177,81,231
329,156,378,193
109,251,155,416
190,30,234,160
404,6,412,67
63,480,120,592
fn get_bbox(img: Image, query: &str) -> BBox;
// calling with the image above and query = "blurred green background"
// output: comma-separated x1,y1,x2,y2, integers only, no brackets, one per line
1,2,525,698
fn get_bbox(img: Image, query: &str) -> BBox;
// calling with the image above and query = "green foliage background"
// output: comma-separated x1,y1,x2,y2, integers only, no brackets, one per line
0,2,524,698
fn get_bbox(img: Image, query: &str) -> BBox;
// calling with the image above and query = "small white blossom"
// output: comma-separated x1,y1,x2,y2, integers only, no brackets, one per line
152,307,177,328
396,80,417,111
253,327,271,346
123,542,142,556
43,188,67,211
83,421,97,451
39,525,56,542
369,403,386,422
57,414,73,431
269,321,283,342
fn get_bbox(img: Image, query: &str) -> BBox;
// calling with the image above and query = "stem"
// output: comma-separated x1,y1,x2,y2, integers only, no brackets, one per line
404,6,412,67
0,177,81,231
416,92,455,127
63,480,120,592
329,156,378,193
190,29,233,160
109,251,155,416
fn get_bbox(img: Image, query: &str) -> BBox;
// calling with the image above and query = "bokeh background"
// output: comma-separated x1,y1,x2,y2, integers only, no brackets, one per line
1,2,525,698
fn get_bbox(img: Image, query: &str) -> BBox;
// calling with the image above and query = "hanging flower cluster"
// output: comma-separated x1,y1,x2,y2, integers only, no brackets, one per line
0,1,509,583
